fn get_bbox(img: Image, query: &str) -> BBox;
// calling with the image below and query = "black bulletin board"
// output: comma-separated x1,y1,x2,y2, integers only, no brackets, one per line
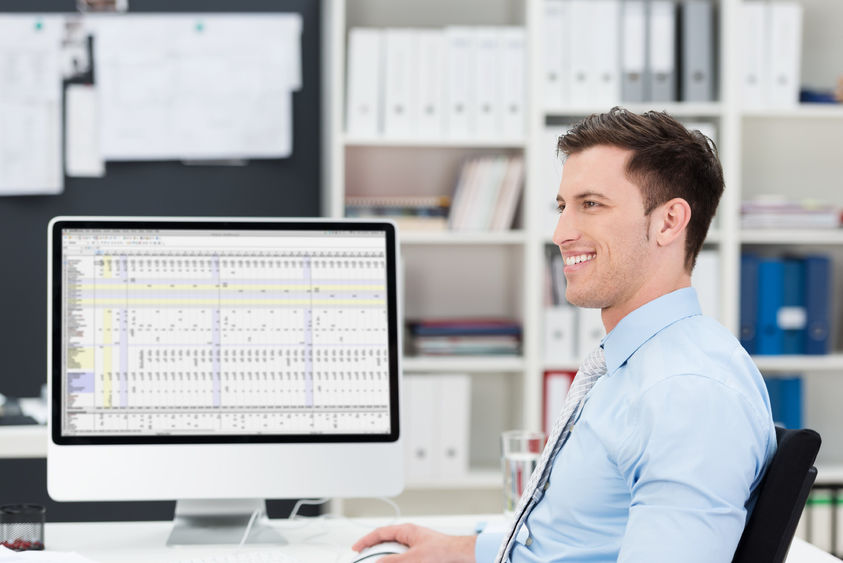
0,0,322,398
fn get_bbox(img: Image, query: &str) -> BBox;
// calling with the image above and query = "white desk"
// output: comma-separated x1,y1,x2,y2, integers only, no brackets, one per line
40,516,841,562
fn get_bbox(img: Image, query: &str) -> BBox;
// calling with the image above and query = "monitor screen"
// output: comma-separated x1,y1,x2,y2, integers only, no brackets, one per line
53,220,398,443
47,217,403,545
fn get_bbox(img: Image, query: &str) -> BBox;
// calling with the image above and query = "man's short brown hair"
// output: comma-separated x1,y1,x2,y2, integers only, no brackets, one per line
557,107,724,271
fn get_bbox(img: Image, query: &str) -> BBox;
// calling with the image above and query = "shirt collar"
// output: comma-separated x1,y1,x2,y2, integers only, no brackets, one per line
601,287,702,375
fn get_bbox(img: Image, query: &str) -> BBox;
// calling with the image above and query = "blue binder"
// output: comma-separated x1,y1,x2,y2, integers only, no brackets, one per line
803,255,831,355
757,258,784,355
781,259,806,354
739,254,759,354
764,376,803,429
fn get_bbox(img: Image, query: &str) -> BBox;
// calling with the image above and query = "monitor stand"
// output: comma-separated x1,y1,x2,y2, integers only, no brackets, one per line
167,499,287,546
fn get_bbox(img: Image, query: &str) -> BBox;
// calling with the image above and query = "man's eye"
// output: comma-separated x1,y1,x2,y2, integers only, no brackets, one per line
583,201,599,208
555,204,565,214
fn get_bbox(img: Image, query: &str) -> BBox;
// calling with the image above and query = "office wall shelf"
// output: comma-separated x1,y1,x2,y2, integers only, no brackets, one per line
343,136,527,149
740,229,843,245
403,356,525,374
324,0,843,511
544,102,724,118
815,463,843,485
542,229,723,246
406,469,501,490
0,426,46,459
400,231,527,245
741,106,843,120
752,354,843,373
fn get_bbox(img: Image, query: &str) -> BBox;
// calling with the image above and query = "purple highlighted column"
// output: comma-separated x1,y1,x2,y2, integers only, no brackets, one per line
303,256,314,407
68,372,95,393
119,256,129,408
212,257,221,407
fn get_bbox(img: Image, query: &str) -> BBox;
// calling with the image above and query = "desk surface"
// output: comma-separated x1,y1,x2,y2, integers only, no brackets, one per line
40,516,841,563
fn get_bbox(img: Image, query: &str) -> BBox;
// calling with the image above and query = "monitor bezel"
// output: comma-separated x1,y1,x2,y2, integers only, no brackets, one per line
50,217,400,446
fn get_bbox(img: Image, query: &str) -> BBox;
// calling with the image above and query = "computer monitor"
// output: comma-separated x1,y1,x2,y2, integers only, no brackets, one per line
47,217,403,545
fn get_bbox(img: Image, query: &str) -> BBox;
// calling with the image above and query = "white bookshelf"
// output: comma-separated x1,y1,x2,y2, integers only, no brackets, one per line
402,356,526,374
406,469,501,490
753,354,843,373
323,0,843,505
741,105,843,120
545,102,725,118
399,231,527,245
343,135,527,148
741,230,843,245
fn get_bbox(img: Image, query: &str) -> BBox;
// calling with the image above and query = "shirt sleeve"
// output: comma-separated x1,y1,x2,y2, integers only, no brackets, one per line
475,529,505,563
615,374,771,563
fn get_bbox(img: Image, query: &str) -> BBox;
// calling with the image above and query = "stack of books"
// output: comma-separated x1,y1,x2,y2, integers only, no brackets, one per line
345,196,451,231
407,318,522,357
449,155,524,231
740,197,841,229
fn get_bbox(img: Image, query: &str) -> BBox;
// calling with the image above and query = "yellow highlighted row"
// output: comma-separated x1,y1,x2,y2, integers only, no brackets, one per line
73,283,384,291
76,299,386,306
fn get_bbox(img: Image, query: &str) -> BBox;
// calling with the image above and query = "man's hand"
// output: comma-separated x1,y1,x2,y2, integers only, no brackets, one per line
351,523,477,563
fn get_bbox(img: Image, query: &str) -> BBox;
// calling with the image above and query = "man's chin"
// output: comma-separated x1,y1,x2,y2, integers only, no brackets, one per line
565,292,605,310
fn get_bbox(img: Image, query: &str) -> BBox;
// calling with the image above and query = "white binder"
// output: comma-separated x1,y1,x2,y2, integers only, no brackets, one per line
692,249,721,320
740,1,767,109
544,306,577,365
500,27,526,138
577,307,606,360
648,0,677,102
446,27,476,138
543,0,569,109
473,27,502,137
436,374,472,479
402,374,437,483
591,0,622,106
383,28,418,137
416,29,446,138
345,28,383,136
542,126,566,234
680,0,715,102
568,0,593,106
622,0,648,103
767,2,803,108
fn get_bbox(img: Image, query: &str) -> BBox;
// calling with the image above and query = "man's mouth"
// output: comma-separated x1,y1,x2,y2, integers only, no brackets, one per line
564,253,596,266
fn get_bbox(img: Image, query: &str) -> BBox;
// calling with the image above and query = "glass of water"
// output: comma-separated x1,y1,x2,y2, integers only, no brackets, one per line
501,430,546,515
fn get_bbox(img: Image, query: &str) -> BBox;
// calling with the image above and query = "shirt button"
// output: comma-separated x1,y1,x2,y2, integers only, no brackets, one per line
525,536,533,546
543,481,550,491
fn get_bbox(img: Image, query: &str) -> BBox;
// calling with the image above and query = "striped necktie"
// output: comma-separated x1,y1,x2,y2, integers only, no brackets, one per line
495,345,608,563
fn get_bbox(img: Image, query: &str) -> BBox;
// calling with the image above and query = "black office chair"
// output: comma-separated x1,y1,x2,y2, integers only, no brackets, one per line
732,426,822,563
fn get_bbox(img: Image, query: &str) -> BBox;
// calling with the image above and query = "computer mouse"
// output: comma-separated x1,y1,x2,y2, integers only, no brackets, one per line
351,540,409,562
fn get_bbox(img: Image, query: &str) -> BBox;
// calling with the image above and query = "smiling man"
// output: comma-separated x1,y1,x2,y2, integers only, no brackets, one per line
353,108,777,563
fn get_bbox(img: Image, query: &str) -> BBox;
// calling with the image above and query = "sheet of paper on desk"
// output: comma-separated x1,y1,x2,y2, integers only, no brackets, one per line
0,549,95,563
91,14,301,161
0,15,64,196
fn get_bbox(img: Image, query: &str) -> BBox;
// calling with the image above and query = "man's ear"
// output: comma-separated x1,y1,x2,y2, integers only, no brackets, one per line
654,198,691,247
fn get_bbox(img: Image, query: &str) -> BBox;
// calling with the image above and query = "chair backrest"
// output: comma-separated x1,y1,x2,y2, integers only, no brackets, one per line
732,427,822,563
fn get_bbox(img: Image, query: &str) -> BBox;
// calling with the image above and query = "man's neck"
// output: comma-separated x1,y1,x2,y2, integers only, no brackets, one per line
601,274,693,333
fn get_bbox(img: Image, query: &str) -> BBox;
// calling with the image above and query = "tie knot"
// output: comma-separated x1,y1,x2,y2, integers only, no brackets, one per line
581,345,607,378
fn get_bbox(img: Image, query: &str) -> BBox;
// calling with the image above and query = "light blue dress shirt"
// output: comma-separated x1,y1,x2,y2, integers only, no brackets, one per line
476,287,777,563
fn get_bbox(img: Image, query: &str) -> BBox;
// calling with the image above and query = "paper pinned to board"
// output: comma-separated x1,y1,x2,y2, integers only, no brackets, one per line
91,14,302,161
65,84,105,177
0,15,64,195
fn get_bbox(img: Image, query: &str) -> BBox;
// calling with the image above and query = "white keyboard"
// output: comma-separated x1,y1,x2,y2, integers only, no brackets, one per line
172,552,303,563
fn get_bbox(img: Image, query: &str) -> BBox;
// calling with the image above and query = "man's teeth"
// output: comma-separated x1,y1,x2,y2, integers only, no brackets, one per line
564,254,595,266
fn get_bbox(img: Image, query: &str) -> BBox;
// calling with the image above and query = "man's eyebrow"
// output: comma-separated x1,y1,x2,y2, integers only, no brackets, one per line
556,191,611,203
